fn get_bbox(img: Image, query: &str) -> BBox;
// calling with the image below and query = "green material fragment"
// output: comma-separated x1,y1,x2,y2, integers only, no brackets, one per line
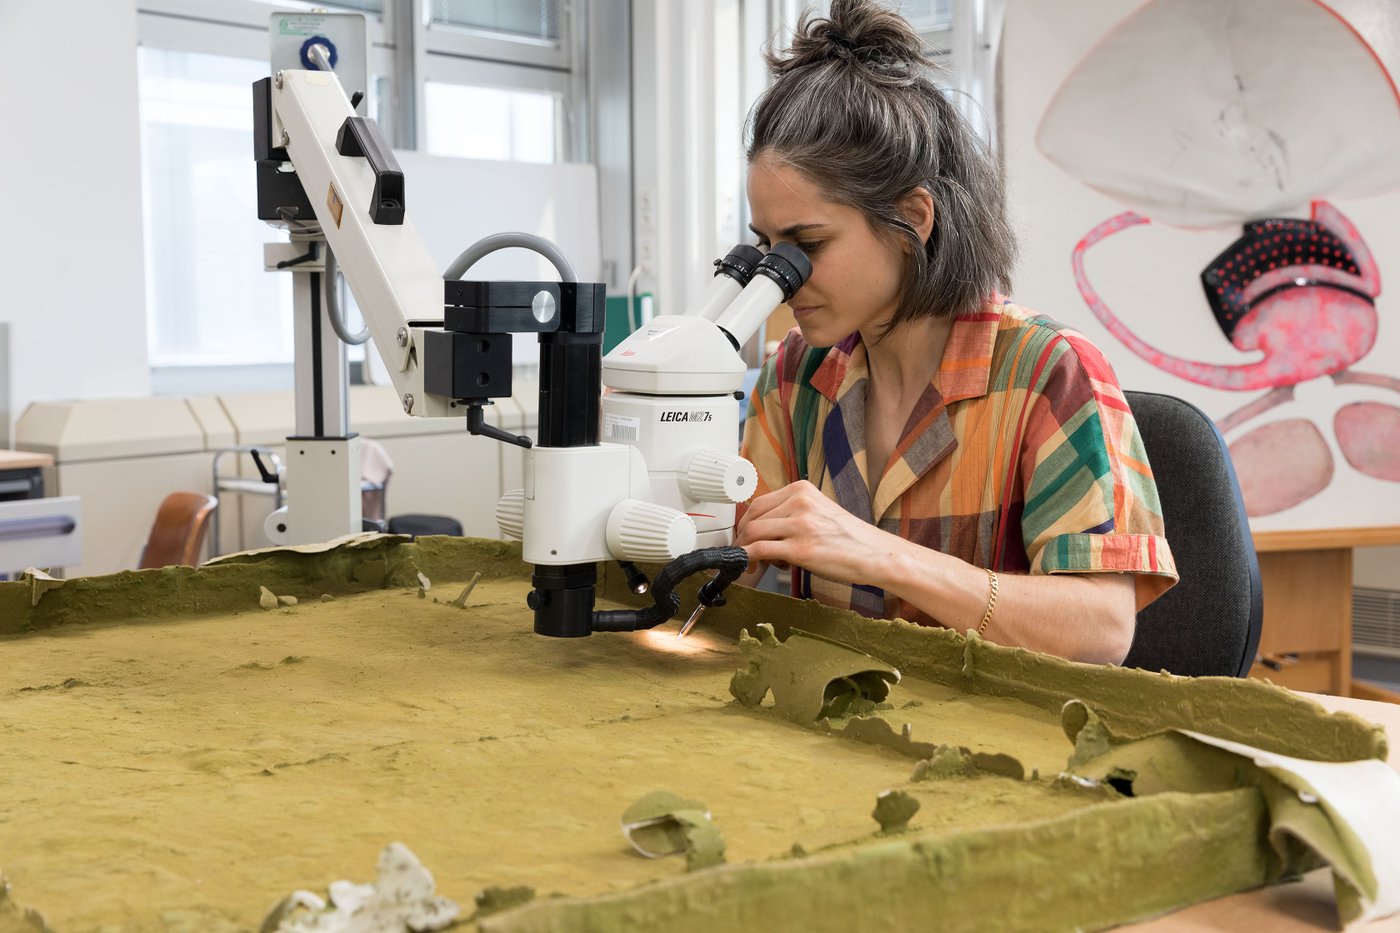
680,820,726,871
621,791,726,870
475,885,536,918
822,719,1026,780
912,745,977,781
872,790,920,834
729,624,900,723
258,587,278,610
973,752,1026,780
1063,699,1121,769
824,716,933,759
385,560,423,589
277,595,297,607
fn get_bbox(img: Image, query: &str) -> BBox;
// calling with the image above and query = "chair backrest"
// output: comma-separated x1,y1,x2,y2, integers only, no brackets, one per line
1121,391,1263,677
387,513,464,538
360,437,394,523
139,492,219,570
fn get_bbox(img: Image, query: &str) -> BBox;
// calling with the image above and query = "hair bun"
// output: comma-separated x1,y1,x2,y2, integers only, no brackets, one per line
767,0,931,86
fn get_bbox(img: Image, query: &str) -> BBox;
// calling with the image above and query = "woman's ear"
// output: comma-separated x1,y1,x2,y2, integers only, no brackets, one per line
900,187,935,246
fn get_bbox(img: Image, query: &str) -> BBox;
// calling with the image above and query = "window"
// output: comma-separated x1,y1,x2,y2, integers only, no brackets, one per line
422,0,572,70
427,0,561,41
135,0,584,388
139,46,294,367
897,0,954,35
423,83,561,162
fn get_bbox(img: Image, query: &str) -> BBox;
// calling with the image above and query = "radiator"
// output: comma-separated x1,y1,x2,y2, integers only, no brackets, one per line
1354,586,1400,658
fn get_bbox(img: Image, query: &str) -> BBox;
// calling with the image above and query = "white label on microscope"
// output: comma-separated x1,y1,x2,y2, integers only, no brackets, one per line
605,414,640,442
642,323,680,341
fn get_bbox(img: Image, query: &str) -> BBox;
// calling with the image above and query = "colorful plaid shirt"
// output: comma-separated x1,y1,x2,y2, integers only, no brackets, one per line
739,300,1178,627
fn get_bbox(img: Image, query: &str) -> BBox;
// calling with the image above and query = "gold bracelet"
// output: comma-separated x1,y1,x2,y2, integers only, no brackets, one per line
977,568,999,637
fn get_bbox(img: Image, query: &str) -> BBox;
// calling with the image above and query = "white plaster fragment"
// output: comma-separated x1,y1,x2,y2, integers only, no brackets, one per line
260,843,458,933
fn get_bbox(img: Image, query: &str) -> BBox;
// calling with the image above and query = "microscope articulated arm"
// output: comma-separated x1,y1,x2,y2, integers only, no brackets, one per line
269,68,452,418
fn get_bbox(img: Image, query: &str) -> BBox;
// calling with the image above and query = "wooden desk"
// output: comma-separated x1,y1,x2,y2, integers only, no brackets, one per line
1131,691,1399,931
0,449,53,470
0,449,53,501
1248,528,1400,698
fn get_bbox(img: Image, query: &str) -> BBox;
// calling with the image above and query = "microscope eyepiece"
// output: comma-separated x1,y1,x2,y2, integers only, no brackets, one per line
713,244,765,286
754,242,812,301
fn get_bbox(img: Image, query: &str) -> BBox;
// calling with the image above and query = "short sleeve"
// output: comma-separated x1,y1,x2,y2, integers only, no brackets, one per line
1017,332,1178,609
738,346,796,526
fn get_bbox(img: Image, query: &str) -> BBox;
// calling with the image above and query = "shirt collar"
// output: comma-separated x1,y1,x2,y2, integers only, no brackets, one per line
808,302,1004,404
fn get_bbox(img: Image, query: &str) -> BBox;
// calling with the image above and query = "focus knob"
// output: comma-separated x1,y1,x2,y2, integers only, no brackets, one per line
606,499,697,562
683,450,758,503
496,488,525,540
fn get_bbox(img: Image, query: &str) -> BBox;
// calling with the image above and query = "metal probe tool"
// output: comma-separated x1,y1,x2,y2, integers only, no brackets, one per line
677,603,705,639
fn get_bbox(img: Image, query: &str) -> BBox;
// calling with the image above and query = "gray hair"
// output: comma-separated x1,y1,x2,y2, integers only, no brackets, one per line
747,0,1016,326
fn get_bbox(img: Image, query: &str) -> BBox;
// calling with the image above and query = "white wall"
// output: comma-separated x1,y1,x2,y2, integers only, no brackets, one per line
0,0,151,427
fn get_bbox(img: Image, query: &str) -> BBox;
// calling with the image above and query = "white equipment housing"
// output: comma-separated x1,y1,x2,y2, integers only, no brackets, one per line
263,53,808,629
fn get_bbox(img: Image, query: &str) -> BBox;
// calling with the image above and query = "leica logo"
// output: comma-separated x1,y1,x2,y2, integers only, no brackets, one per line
659,411,712,423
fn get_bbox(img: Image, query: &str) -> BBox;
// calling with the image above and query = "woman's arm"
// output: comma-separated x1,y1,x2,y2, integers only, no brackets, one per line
735,481,1137,665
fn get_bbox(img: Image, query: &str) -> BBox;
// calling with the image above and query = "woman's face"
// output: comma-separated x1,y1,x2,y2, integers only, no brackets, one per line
746,152,908,348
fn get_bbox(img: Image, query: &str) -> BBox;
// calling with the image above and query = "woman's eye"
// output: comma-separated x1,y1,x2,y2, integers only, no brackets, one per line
796,241,822,254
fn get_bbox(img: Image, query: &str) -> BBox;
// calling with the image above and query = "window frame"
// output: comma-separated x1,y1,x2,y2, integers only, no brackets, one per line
134,0,591,390
421,0,576,72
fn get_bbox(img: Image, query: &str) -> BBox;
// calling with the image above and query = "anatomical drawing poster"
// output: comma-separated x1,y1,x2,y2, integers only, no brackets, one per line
1003,0,1400,532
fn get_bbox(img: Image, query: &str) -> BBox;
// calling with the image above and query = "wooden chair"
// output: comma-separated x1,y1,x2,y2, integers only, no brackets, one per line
139,492,219,570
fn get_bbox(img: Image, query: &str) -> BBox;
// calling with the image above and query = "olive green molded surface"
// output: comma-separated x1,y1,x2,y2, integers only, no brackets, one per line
0,537,1385,931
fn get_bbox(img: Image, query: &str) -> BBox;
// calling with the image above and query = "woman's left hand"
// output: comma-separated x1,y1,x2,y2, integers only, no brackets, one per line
735,481,896,586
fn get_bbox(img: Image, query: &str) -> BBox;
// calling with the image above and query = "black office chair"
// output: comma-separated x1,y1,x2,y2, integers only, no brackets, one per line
1121,391,1263,677
387,514,464,538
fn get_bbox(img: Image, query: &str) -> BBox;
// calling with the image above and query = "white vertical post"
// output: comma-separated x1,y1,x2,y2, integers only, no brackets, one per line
632,0,723,317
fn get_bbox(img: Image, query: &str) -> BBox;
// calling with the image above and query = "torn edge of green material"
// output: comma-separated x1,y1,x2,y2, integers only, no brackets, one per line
607,563,1386,765
473,886,536,919
1060,699,1379,925
726,625,1030,780
476,790,1270,933
0,535,525,636
3,536,1380,768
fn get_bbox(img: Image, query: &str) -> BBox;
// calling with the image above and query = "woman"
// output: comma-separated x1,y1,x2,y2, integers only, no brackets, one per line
735,0,1177,665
